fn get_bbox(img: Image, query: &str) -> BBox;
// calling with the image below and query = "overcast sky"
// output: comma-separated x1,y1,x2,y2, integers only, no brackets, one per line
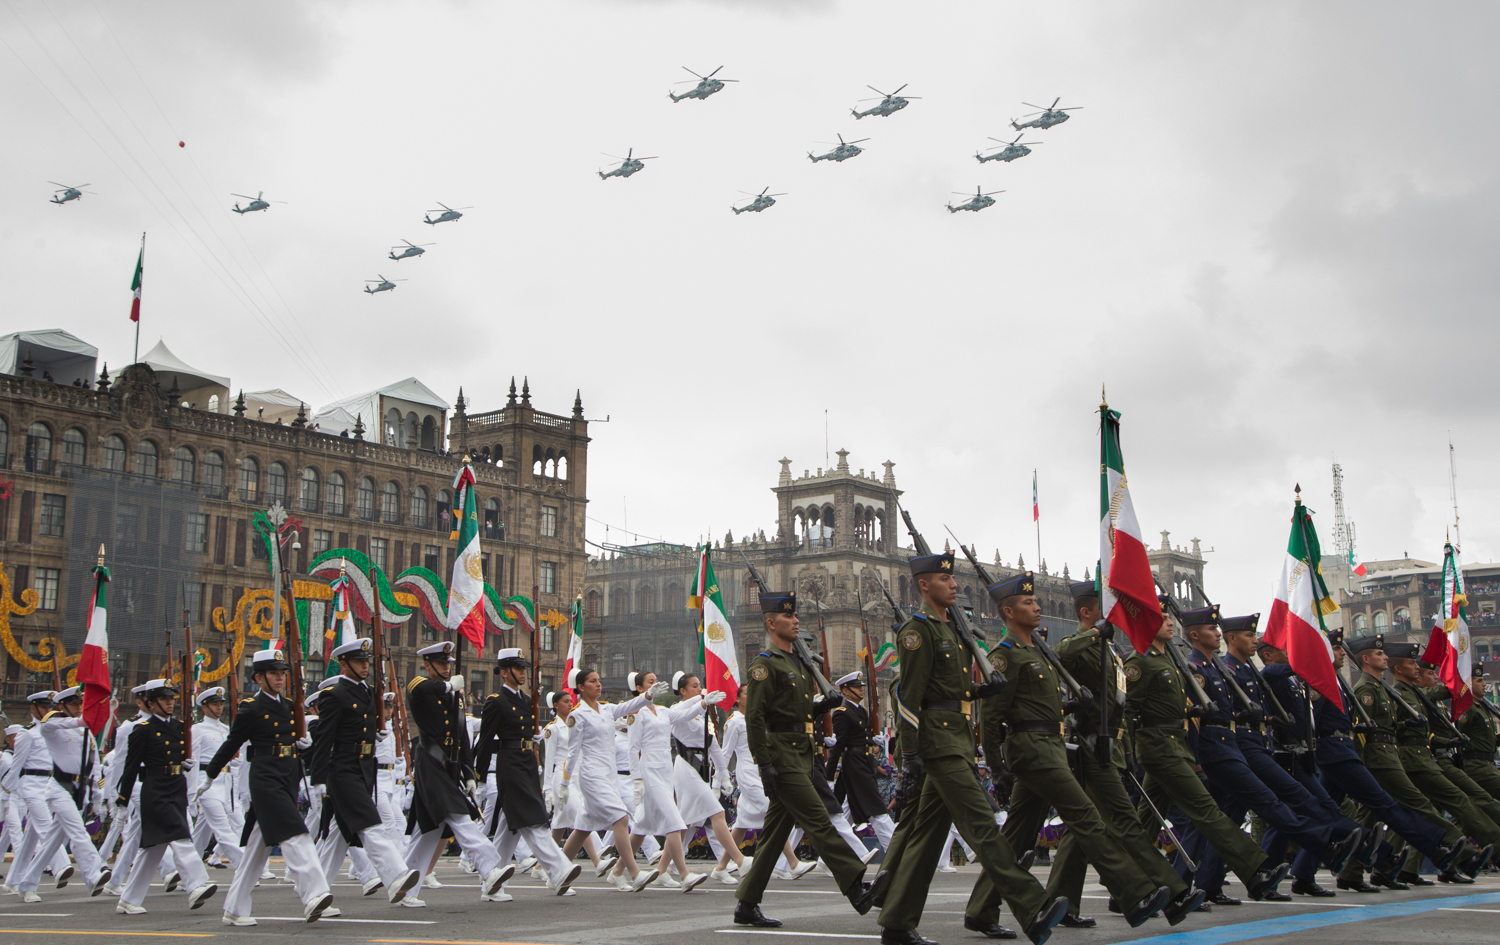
4,1,1497,611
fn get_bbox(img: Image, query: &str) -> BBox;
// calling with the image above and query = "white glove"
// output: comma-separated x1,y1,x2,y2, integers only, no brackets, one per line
813,693,828,706
823,736,837,748
295,735,312,750
450,675,466,693
465,779,478,797
193,778,213,805
543,788,554,812
311,783,326,803
615,718,630,733
376,730,389,741
557,781,570,807
716,778,734,798
646,681,671,700
704,690,727,706
632,779,644,808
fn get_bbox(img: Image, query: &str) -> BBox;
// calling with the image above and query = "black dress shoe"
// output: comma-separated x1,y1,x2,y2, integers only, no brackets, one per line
1058,914,1096,929
881,929,940,945
1360,824,1388,870
1245,861,1290,902
1123,887,1172,929
852,871,893,916
1434,840,1466,874
1399,873,1436,887
733,902,782,927
1336,877,1382,893
1262,890,1292,902
1017,850,1036,872
1464,843,1495,876
1164,888,1206,926
1323,828,1363,874
1291,879,1336,898
1207,892,1242,906
1023,897,1070,945
963,916,1017,939
1106,897,1121,914
1371,873,1408,891
1438,871,1475,885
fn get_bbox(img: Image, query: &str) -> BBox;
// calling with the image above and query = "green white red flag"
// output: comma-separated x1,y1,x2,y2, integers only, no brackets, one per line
563,596,583,695
76,560,112,735
446,460,485,651
1421,541,1473,719
690,545,739,706
129,239,144,323
1262,496,1341,704
323,570,358,677
1099,403,1163,654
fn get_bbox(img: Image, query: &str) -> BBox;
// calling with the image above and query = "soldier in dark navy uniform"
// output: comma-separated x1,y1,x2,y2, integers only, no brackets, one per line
829,671,895,852
405,641,511,900
113,678,214,915
477,647,582,895
202,648,333,925
310,638,421,905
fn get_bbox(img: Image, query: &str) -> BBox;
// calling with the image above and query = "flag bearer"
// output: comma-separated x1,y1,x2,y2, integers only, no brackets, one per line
1458,666,1500,800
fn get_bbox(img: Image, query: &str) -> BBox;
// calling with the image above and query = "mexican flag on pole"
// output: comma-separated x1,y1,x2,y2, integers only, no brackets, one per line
446,459,485,651
1262,495,1342,704
1421,541,1473,719
690,545,739,706
129,242,144,323
76,559,113,736
323,570,358,677
563,596,583,695
1099,402,1163,654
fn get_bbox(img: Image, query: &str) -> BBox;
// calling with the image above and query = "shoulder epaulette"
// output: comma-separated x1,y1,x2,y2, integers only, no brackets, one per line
485,693,499,700
757,651,770,658
240,697,256,705
406,676,424,694
41,710,62,721
999,640,1013,649
833,705,846,713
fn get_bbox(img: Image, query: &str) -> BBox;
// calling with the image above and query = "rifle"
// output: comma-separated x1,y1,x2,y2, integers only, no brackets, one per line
276,536,308,738
164,628,174,688
181,606,195,760
857,583,881,732
388,654,412,772
1187,580,1295,729
815,595,834,740
739,553,838,699
368,565,386,708
1150,579,1217,711
871,568,908,627
1405,679,1468,743
1379,677,1424,723
225,656,239,723
1339,673,1375,728
898,509,1001,687
532,599,544,763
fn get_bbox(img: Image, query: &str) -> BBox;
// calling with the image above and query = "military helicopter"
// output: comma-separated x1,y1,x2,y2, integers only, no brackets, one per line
599,149,658,180
808,134,869,163
424,202,471,225
976,134,1041,163
669,66,738,103
947,186,1005,213
48,182,92,204
1010,98,1082,131
231,191,287,214
388,240,433,261
364,275,405,294
732,187,784,215
851,84,919,120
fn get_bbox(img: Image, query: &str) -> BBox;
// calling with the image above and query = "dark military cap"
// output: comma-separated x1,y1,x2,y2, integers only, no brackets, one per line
1069,580,1099,603
1384,642,1420,661
759,591,797,615
1347,633,1384,654
1417,658,1438,671
1326,628,1344,647
909,553,955,578
1178,605,1220,628
1474,664,1485,679
1220,614,1261,634
987,571,1035,606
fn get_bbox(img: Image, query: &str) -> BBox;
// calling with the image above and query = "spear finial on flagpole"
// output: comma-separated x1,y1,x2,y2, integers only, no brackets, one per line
1294,483,1302,505
97,543,106,567
1100,384,1108,409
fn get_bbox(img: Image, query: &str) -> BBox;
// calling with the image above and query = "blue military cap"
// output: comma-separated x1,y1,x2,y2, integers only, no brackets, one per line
909,553,955,578
1347,633,1384,654
1069,580,1099,602
987,571,1035,605
1326,628,1345,647
1178,604,1219,628
759,591,797,614
1220,614,1260,634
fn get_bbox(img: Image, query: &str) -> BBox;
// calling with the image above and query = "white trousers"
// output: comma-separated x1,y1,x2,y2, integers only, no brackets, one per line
779,811,867,870
406,815,499,885
492,813,572,885
14,780,103,891
870,813,896,850
223,826,328,918
191,795,244,868
8,777,71,884
938,823,976,865
319,819,413,890
121,839,210,907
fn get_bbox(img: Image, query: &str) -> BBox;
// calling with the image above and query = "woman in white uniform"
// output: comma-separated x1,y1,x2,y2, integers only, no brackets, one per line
560,669,665,892
668,672,744,875
543,692,611,877
616,673,708,892
719,687,812,882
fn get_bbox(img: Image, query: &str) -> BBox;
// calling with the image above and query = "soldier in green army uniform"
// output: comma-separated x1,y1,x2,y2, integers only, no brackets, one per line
962,573,1173,938
876,553,1069,945
1458,666,1500,800
733,589,885,930
1123,613,1288,902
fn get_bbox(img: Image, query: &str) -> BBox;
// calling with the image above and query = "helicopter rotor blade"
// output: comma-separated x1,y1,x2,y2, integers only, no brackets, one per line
1021,102,1046,110
637,156,659,160
892,83,908,95
681,65,704,79
230,193,254,199
866,85,887,96
766,193,787,197
983,190,1006,196
718,79,739,82
707,65,723,78
1051,96,1061,109
848,138,870,144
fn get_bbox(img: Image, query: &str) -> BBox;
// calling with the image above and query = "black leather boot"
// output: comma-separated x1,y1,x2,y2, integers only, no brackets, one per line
1023,897,1069,945
1163,888,1206,926
1123,887,1172,929
963,916,1017,939
733,902,782,927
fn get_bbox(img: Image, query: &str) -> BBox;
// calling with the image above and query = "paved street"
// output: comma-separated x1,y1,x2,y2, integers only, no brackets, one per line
1,856,1497,945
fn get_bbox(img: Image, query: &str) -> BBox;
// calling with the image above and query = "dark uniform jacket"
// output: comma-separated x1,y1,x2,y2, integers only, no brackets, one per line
744,645,818,774
1055,624,1128,768
206,691,307,846
310,676,383,841
1295,668,1362,765
406,675,478,831
475,686,548,833
1350,672,1404,771
984,633,1069,772
1458,700,1498,763
116,714,191,848
893,603,978,762
1123,645,1195,765
1185,649,1247,765
1224,654,1277,752
828,699,883,822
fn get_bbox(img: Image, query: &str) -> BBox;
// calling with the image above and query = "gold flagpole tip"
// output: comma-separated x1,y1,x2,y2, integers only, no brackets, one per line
1294,483,1302,505
1100,383,1108,409
96,543,106,566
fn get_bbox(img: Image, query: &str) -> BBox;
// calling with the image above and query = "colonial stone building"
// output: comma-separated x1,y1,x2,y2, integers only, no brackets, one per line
0,345,589,713
1335,556,1500,665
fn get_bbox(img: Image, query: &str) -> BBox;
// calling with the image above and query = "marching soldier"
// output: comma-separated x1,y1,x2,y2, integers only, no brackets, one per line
113,678,218,914
310,638,423,904
828,671,895,852
1413,660,1500,830
1458,666,1500,800
189,687,244,871
476,647,583,895
877,554,1069,945
732,589,885,930
404,641,511,900
202,648,334,926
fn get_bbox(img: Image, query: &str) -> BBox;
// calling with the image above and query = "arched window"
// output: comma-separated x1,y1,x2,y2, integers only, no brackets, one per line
204,451,226,496
557,451,569,481
532,444,543,477
1394,607,1411,631
266,462,288,502
61,428,86,466
384,408,402,448
484,497,499,538
238,457,259,500
1373,611,1390,632
134,440,157,477
172,446,195,483
101,434,127,472
420,415,437,451
327,472,346,515
664,582,684,611
26,422,51,468
611,587,627,616
300,468,320,512
438,489,452,528
411,486,429,527
586,590,602,618
544,448,556,478
492,444,504,465
382,481,401,524
1352,613,1370,632
637,584,655,614
357,477,377,520
0,416,7,463
207,394,220,412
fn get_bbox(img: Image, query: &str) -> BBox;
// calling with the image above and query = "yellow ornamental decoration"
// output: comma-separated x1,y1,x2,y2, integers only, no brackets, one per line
0,561,78,685
705,620,727,644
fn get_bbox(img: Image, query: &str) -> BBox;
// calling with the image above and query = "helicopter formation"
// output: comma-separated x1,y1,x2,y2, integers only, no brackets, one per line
363,202,471,293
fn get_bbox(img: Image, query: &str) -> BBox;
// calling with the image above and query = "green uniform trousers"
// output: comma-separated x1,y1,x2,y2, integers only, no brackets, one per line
1134,729,1268,886
736,765,868,905
1436,753,1500,825
1464,755,1500,801
1338,756,1468,883
1399,747,1500,848
878,754,1049,933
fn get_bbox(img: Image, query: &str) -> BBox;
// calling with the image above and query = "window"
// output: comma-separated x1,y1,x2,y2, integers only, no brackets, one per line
35,568,61,610
313,530,333,555
102,435,127,472
421,617,437,642
540,505,558,538
411,486,429,528
541,621,554,651
382,481,401,524
183,582,204,623
0,416,7,465
357,477,377,520
185,513,209,553
238,457,259,500
300,468,320,512
251,526,268,559
327,472,346,515
1352,613,1370,631
438,490,452,529
539,561,557,595
39,494,66,537
135,441,159,477
587,590,601,618
27,422,52,461
61,428,86,466
1373,611,1390,631
267,462,288,503
204,452,226,496
485,498,500,538
371,538,388,570
172,446,195,483
424,545,440,572
115,504,141,550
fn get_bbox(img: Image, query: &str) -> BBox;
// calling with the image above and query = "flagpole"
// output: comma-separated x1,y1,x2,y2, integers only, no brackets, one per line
134,233,144,365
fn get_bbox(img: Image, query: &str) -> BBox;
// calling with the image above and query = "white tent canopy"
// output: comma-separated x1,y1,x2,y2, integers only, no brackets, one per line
312,377,449,447
244,388,306,425
0,329,98,384
141,339,231,413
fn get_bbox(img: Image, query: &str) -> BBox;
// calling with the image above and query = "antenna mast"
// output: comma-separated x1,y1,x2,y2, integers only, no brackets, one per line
1331,462,1355,566
1449,437,1461,549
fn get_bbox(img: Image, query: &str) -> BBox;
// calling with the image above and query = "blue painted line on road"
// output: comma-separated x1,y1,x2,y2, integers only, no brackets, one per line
1123,891,1500,945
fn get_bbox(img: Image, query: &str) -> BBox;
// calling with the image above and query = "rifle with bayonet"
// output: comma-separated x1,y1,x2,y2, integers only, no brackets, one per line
871,568,908,627
1187,581,1298,733
898,509,1002,688
1149,579,1216,712
739,554,840,702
